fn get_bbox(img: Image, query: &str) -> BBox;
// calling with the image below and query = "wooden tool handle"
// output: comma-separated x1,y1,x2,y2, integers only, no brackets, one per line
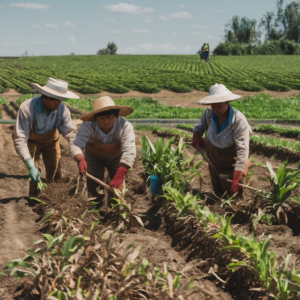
226,179,260,192
85,172,128,206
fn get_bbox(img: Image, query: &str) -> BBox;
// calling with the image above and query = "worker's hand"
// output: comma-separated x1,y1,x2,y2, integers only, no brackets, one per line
110,166,128,191
230,170,243,193
192,131,206,148
26,159,41,183
75,154,87,175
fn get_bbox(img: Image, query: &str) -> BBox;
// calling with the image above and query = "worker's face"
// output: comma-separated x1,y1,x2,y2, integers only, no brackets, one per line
211,103,229,117
42,96,61,111
97,114,116,131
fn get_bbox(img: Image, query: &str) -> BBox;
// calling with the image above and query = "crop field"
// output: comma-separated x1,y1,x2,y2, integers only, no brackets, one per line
1,55,300,95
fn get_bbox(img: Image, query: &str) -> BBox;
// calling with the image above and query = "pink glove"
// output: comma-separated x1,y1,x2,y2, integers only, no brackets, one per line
231,170,243,193
110,166,128,191
77,155,87,175
192,131,206,148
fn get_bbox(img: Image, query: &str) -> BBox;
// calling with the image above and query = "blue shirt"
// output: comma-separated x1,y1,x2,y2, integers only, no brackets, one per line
211,105,233,134
37,97,48,114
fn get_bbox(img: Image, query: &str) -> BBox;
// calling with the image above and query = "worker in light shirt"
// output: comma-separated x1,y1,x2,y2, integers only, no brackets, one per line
192,84,251,198
73,96,136,205
13,77,80,196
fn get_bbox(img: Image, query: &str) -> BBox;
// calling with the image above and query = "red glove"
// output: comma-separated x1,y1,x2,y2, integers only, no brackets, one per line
110,166,128,191
192,131,206,148
230,170,243,193
77,155,87,175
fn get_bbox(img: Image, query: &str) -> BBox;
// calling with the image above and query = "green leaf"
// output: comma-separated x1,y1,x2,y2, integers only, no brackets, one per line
62,236,83,260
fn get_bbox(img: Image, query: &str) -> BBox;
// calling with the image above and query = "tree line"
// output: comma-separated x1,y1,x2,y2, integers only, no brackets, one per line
213,0,300,55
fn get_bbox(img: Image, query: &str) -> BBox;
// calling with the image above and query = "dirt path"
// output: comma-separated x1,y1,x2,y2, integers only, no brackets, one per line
2,88,300,109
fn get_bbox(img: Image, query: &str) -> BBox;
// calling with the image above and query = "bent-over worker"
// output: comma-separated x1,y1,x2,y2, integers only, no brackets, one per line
73,96,136,204
192,84,251,198
13,77,80,196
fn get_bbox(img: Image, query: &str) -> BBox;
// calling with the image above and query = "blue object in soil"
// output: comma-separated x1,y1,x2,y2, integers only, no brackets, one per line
150,175,162,195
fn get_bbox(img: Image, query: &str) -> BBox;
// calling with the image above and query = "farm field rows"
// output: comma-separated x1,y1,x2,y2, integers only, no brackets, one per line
1,55,300,95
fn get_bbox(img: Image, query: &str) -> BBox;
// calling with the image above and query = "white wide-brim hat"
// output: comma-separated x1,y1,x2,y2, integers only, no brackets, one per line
31,77,79,101
80,96,134,121
198,84,241,105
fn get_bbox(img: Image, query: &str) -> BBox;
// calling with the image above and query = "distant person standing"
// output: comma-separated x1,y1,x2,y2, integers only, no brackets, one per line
200,43,210,60
73,96,136,205
13,77,80,196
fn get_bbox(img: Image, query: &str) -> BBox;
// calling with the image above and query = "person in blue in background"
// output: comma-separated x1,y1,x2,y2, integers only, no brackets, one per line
201,43,210,60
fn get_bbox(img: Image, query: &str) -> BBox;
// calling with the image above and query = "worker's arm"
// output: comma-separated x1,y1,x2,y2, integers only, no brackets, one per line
192,109,210,148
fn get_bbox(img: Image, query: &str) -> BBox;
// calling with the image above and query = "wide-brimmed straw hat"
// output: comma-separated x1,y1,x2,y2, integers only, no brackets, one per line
198,84,241,105
80,96,134,121
31,77,79,100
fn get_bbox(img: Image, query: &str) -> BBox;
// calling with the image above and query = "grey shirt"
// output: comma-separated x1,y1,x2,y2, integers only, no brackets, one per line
74,117,136,168
14,96,80,162
194,107,251,172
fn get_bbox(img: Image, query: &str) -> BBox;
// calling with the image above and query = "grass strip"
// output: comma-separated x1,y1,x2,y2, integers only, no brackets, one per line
176,124,194,132
253,124,300,138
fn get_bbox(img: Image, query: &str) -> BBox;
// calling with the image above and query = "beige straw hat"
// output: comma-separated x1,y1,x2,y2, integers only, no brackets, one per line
31,77,79,100
198,84,241,105
80,96,134,121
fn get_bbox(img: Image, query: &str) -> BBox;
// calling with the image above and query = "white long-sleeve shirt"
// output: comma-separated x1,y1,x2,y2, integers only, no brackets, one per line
194,107,251,172
14,96,81,162
74,117,136,168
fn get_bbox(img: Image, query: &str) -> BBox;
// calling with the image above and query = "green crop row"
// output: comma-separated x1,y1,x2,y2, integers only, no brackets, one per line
1,55,300,94
175,124,195,132
253,124,300,138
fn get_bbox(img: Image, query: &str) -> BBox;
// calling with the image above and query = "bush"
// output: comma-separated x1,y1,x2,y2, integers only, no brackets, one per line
168,85,193,93
16,86,34,94
264,82,291,92
239,83,264,92
71,85,101,94
137,84,161,94
0,84,5,93
106,84,130,94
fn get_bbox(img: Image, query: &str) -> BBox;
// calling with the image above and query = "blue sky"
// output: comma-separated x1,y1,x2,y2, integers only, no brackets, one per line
0,0,292,56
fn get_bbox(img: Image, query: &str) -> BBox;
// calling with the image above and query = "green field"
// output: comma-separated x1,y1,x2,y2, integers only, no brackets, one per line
1,55,300,94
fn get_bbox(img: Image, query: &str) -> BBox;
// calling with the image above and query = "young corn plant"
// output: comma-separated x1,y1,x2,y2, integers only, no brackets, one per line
262,161,300,224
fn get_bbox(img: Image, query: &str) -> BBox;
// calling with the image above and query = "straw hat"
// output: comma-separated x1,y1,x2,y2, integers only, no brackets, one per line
198,84,241,105
31,77,79,100
80,96,134,121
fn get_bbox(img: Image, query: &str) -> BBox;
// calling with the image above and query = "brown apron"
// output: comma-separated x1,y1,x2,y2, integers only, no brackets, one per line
85,133,122,204
206,139,249,198
28,128,62,196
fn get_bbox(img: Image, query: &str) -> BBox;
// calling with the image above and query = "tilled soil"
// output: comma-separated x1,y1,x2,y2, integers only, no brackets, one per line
2,126,300,299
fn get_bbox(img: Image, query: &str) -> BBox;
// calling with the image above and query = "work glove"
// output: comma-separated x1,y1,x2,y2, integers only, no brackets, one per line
110,166,128,191
26,159,41,183
230,170,243,193
77,154,87,175
192,131,206,148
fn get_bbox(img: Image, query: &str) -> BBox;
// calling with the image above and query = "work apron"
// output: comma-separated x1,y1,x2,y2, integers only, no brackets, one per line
206,139,249,198
85,133,122,201
28,128,61,196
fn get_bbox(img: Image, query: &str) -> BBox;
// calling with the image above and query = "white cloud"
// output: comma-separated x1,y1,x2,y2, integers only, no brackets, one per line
158,15,168,21
104,3,154,14
68,36,76,42
9,3,50,10
0,5,5,8
132,29,149,34
33,41,50,45
139,43,177,53
271,4,276,7
110,30,122,34
169,12,193,19
119,46,139,54
31,24,42,28
193,25,211,29
106,18,117,22
4,41,22,46
192,32,203,35
182,45,199,53
64,21,75,27
45,23,59,28
207,34,218,39
215,9,224,13
143,18,152,23
171,32,180,37
179,4,186,8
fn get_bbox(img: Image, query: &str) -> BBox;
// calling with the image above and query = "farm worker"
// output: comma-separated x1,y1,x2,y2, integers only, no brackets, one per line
73,96,136,204
13,77,80,196
192,84,251,198
201,43,210,60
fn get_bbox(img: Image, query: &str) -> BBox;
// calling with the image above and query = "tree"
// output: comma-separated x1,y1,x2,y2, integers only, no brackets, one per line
224,16,260,44
97,42,118,55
